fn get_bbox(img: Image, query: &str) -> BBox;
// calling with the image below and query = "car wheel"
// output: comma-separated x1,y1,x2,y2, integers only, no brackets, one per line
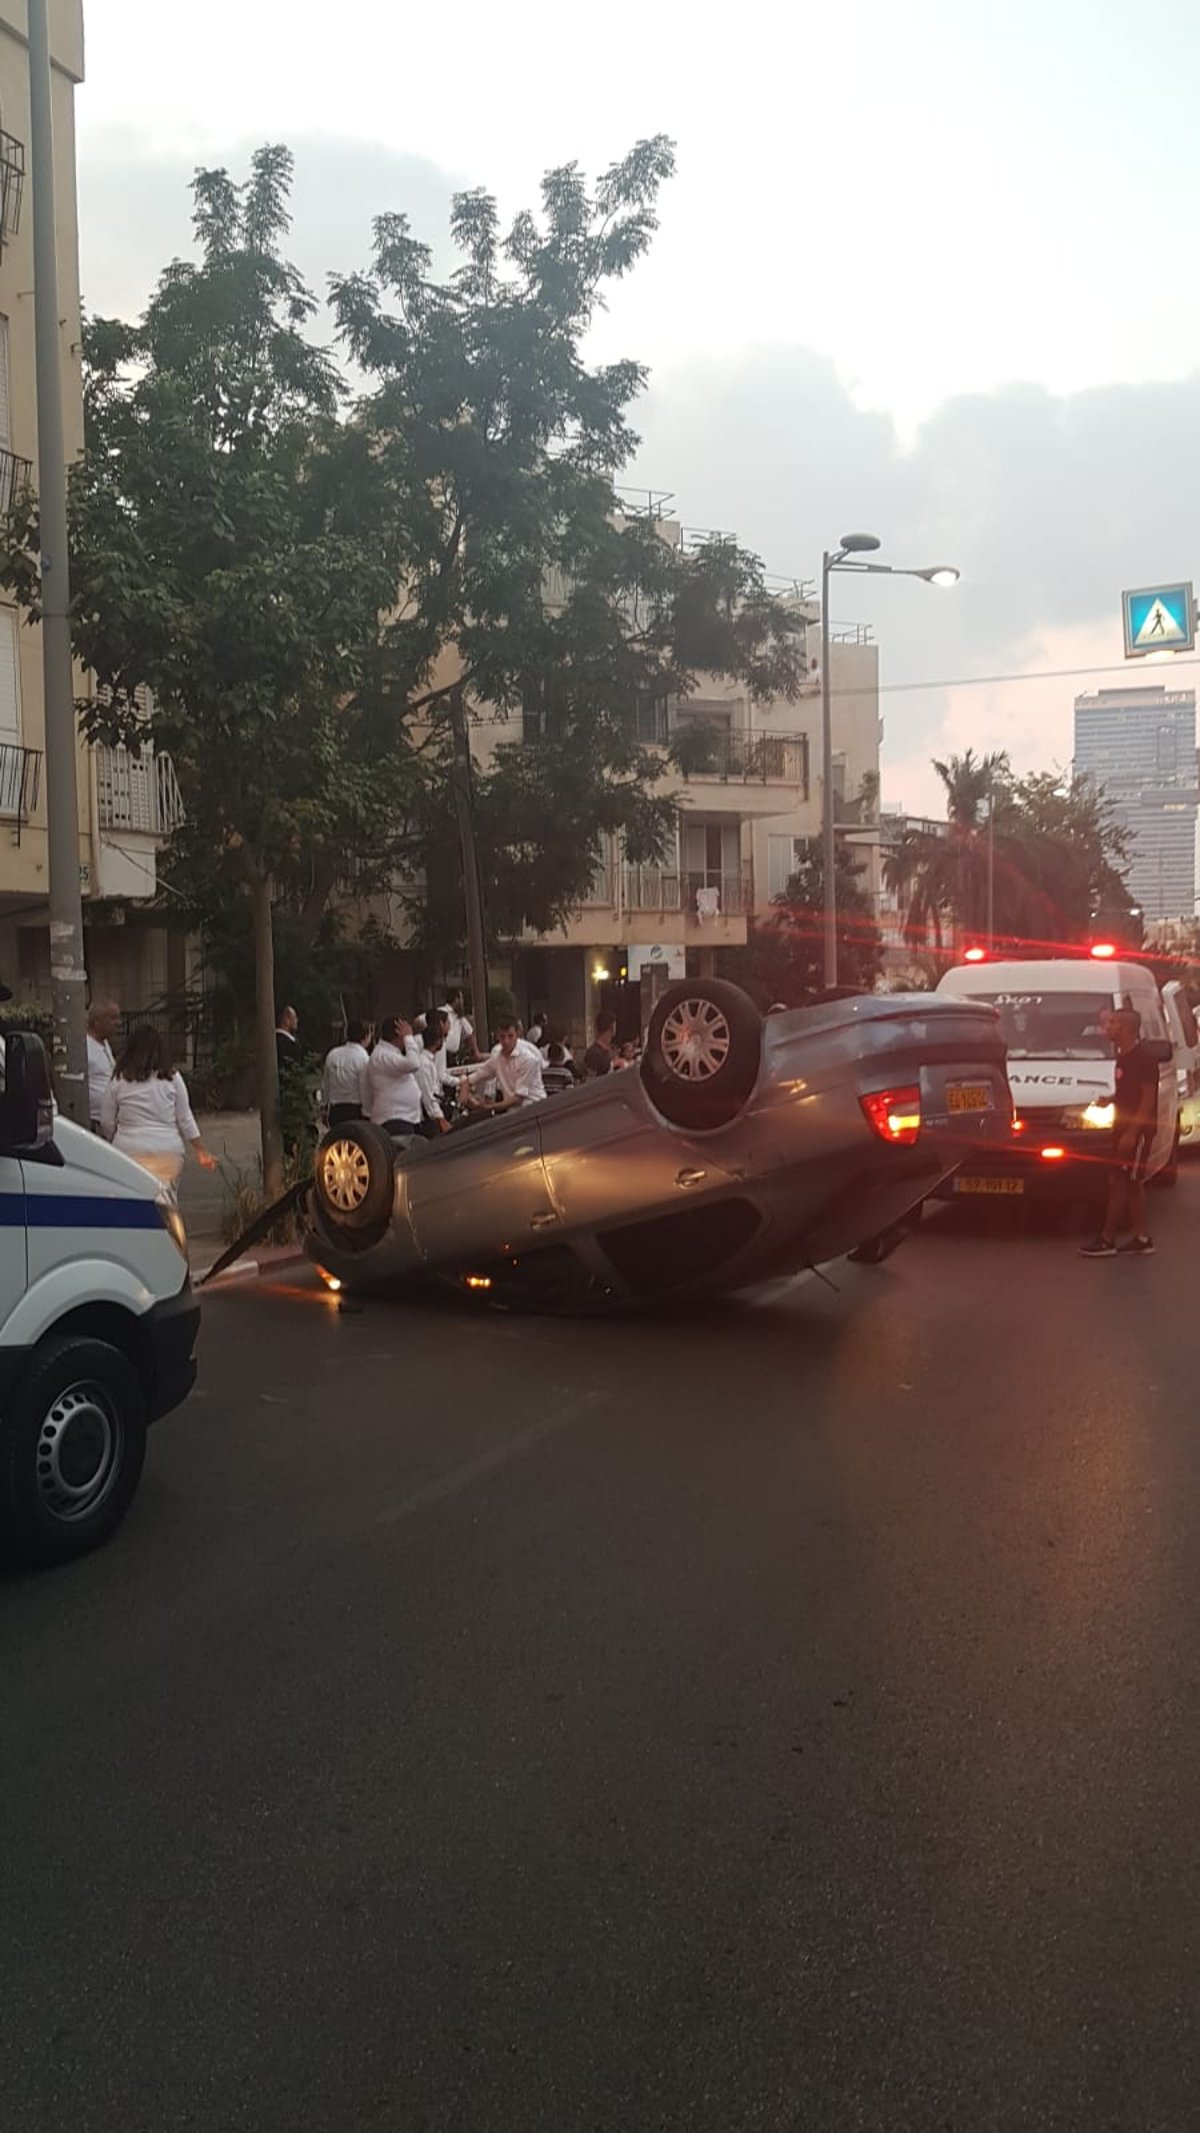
641,980,762,1129
314,1120,396,1232
0,1337,147,1568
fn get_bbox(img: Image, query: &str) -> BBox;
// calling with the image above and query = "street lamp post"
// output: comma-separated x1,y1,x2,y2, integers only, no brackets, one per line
820,537,959,988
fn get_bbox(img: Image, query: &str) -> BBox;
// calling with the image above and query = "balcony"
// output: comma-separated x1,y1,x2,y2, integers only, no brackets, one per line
622,866,754,918
676,729,809,791
0,447,31,517
0,129,24,246
0,740,41,839
95,745,186,838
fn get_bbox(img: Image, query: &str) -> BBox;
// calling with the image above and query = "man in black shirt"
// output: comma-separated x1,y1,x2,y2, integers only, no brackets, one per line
583,1011,618,1078
1080,1008,1160,1258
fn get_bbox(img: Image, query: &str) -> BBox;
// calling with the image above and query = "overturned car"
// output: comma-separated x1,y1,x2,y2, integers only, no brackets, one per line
303,982,1013,1311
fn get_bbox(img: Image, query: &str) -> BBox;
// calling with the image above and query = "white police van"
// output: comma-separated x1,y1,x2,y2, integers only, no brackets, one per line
0,1030,199,1566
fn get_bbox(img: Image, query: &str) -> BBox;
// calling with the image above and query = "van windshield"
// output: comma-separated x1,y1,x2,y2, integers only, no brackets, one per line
965,990,1114,1059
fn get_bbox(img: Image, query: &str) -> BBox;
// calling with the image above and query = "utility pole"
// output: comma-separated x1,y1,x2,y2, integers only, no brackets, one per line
820,552,837,989
28,0,87,1118
447,685,490,1048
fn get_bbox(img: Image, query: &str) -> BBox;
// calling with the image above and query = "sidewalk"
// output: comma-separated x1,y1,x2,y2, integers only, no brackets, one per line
177,1111,263,1248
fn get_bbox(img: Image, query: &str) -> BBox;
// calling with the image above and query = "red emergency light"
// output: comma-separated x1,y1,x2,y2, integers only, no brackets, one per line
963,946,987,963
1089,942,1117,960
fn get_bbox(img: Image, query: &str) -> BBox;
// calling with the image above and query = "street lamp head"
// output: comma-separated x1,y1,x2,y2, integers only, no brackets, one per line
839,533,881,555
917,566,960,587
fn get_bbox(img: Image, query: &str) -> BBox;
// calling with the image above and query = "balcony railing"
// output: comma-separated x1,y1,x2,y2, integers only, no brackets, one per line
0,129,24,246
0,740,42,840
677,729,809,789
0,447,31,517
621,866,754,918
95,745,186,838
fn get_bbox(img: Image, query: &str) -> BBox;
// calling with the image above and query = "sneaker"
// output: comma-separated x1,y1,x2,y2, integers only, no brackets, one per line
1078,1236,1117,1258
1117,1235,1155,1257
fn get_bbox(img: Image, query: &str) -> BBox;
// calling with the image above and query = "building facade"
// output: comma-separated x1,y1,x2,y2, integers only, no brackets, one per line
0,2,185,1020
1073,684,1198,923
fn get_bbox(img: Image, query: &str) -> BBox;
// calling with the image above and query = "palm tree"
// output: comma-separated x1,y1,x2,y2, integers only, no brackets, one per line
883,750,1010,947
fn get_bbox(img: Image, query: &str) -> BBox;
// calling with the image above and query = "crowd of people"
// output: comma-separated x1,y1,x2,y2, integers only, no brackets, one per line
298,995,643,1144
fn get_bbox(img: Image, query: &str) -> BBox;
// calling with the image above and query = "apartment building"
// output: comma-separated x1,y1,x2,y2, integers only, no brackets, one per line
500,538,881,1039
0,1,185,1017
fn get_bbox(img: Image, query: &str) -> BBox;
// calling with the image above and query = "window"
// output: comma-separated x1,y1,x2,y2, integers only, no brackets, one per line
0,315,10,449
0,605,20,742
768,834,800,900
635,691,668,743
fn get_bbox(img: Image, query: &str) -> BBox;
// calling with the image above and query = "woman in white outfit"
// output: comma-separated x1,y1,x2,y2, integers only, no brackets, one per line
100,1026,216,1194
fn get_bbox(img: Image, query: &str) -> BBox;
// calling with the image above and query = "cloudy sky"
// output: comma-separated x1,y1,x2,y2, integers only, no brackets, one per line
76,0,1200,811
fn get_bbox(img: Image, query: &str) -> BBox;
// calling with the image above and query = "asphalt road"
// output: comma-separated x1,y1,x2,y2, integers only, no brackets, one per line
4,1178,1200,2132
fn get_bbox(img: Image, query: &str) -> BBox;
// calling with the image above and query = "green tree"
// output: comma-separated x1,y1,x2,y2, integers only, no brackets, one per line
331,142,807,961
1,148,414,1195
883,752,1135,955
721,839,880,1007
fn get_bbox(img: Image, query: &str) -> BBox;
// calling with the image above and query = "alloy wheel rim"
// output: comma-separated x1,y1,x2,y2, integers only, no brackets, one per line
322,1138,372,1212
660,998,732,1082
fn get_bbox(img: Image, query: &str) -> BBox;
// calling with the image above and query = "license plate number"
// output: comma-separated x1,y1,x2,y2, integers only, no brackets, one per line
948,1084,991,1112
955,1175,1024,1196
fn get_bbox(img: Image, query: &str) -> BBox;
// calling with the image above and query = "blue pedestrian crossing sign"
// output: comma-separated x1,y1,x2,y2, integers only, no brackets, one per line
1122,582,1195,658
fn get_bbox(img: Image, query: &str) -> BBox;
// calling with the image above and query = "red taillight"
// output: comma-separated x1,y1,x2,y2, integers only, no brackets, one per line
1011,1116,1027,1135
861,1085,921,1147
1040,1145,1066,1162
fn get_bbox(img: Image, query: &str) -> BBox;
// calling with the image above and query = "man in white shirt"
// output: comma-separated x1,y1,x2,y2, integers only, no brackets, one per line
456,1016,547,1114
87,999,121,1130
366,1017,422,1138
439,991,478,1066
414,1008,456,1135
321,1019,371,1127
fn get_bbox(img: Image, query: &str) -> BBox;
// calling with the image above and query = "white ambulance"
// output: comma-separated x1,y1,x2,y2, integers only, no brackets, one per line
0,1031,200,1566
935,955,1178,1202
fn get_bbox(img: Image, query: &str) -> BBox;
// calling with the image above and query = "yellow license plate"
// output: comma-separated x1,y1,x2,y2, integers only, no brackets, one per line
948,1084,991,1112
955,1175,1024,1196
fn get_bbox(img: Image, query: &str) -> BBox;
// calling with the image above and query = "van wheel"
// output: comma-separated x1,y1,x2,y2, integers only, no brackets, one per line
641,981,762,1129
0,1338,147,1567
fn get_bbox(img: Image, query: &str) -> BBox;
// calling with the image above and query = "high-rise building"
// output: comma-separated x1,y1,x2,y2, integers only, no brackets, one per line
1072,684,1198,921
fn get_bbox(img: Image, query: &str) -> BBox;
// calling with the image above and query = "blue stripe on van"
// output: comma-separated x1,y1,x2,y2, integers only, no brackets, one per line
0,1193,162,1229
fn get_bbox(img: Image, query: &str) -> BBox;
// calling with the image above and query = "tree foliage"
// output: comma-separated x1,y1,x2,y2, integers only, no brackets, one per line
330,141,807,958
883,751,1137,953
719,839,880,1007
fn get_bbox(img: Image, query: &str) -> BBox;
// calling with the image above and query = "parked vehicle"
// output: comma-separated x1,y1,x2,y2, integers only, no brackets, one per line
304,981,1013,1311
0,1031,200,1567
1162,981,1200,1150
935,957,1177,1204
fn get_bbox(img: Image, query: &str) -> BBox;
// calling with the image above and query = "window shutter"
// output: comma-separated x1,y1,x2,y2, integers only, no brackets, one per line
0,606,21,740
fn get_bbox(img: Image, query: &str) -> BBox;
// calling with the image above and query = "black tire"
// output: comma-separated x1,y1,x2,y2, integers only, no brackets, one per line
0,1337,147,1568
314,1120,396,1233
641,980,763,1130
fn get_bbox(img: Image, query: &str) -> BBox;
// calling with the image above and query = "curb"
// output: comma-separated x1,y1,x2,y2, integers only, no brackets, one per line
196,1245,309,1291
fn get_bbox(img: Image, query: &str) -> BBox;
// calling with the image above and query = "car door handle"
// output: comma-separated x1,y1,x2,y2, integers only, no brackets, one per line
513,1144,536,1159
676,1168,706,1188
530,1211,558,1229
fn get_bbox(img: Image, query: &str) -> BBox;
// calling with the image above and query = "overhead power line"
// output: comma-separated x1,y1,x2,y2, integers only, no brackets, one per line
841,656,1200,703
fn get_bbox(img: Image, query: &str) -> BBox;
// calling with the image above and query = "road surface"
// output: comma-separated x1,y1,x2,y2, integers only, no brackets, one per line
3,1182,1199,2130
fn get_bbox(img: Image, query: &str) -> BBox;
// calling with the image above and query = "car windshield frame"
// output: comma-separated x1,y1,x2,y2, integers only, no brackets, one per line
961,989,1116,1060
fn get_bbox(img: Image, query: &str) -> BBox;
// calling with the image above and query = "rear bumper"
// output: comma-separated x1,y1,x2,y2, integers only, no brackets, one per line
936,1133,1116,1198
143,1278,200,1420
